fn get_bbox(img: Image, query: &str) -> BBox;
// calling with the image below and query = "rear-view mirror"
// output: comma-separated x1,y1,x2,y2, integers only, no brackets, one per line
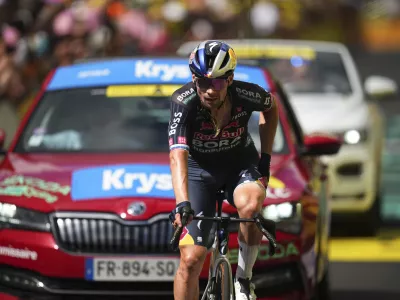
302,134,342,156
364,75,398,98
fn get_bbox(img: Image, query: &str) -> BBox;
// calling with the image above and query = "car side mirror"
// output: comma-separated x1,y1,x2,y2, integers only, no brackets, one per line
301,134,342,156
0,129,6,154
364,75,398,99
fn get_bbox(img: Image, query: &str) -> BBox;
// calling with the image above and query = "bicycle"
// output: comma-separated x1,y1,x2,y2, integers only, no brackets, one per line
169,193,278,300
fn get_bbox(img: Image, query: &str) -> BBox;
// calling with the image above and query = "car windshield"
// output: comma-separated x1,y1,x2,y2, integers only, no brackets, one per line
15,86,288,154
242,51,353,95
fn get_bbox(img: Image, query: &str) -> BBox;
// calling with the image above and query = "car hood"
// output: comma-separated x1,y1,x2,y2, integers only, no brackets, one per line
0,153,305,216
288,93,368,133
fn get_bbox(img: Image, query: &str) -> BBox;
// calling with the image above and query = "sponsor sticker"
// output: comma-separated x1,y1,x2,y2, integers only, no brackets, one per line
178,136,187,144
229,242,299,263
47,59,269,91
106,85,182,97
0,246,38,260
0,175,70,203
232,45,316,60
71,164,174,201
71,163,290,201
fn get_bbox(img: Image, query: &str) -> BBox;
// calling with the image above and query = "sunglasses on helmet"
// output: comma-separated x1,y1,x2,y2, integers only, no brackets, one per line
195,77,228,91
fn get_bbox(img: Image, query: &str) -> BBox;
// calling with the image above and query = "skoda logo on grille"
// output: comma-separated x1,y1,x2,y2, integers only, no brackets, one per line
127,202,146,216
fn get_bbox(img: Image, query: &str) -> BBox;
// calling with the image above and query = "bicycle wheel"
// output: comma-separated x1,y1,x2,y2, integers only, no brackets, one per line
214,260,233,300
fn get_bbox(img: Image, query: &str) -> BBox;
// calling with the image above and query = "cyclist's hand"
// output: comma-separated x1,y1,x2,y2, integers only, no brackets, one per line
169,201,194,228
258,152,271,182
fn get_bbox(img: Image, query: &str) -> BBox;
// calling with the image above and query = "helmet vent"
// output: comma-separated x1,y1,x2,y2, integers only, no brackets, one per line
220,52,230,69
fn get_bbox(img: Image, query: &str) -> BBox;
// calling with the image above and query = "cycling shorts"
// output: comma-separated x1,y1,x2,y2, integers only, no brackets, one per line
179,149,265,249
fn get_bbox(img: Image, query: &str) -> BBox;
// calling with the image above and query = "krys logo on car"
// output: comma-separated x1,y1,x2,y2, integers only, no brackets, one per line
71,164,292,201
71,164,174,201
135,60,191,81
0,175,71,203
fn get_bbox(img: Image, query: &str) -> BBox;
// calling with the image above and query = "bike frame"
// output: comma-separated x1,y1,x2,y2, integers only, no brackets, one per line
201,199,235,300
169,194,276,300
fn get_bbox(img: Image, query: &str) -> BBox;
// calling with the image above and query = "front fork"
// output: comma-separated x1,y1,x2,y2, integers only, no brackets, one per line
206,220,233,298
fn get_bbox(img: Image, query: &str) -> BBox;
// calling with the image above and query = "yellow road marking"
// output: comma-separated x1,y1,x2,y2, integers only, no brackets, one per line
329,238,400,262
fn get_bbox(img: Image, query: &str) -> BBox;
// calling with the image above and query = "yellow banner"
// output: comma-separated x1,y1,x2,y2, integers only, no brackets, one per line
232,45,316,60
106,85,182,97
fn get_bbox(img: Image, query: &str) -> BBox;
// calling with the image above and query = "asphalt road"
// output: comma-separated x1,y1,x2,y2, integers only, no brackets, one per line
329,225,400,300
332,291,400,300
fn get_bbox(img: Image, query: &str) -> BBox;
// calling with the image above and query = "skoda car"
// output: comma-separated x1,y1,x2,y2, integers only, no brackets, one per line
177,39,398,234
0,58,340,299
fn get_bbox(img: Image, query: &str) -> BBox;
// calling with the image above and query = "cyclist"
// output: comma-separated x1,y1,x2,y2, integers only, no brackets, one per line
168,40,279,300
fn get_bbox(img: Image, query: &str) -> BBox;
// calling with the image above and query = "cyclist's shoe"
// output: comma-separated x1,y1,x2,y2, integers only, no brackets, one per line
234,277,257,300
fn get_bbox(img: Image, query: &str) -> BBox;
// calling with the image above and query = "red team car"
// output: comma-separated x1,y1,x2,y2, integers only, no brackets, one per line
0,58,340,299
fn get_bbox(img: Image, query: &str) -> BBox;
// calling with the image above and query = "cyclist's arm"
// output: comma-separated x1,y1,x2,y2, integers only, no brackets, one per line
168,99,191,205
259,91,278,154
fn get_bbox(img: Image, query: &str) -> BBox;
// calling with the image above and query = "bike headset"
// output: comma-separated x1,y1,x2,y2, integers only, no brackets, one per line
188,40,237,79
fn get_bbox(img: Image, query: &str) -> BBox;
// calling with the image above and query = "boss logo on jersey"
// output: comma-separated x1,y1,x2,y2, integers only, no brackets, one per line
169,112,182,136
177,88,196,103
232,111,248,120
194,127,244,141
71,164,174,200
135,60,190,81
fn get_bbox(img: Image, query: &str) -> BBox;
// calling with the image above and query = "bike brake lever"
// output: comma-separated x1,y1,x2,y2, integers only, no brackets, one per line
169,212,191,252
254,213,277,256
169,226,183,252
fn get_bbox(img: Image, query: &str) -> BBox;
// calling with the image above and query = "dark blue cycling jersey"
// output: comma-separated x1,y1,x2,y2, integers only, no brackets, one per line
168,80,274,164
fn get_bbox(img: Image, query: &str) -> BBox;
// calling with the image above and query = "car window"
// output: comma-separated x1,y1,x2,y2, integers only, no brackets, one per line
15,86,288,154
241,51,352,95
273,80,305,149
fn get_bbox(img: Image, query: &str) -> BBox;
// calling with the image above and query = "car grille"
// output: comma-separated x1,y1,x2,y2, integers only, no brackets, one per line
50,212,174,254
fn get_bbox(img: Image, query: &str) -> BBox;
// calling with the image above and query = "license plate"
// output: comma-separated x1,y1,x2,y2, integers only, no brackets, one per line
85,257,180,281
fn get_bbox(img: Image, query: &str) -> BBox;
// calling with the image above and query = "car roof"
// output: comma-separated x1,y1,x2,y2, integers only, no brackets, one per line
176,39,349,57
46,57,272,92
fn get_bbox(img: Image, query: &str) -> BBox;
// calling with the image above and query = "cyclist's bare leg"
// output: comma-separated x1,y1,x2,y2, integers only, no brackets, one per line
174,245,208,300
233,182,265,280
234,182,265,245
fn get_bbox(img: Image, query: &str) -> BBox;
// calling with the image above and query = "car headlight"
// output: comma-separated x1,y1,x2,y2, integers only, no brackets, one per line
0,202,50,232
262,202,302,235
340,129,368,145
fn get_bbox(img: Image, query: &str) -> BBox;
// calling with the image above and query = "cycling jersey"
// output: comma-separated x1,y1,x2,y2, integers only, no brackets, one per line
168,79,274,249
168,80,274,165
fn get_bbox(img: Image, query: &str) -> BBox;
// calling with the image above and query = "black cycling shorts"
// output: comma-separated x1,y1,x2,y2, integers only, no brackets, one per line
179,152,265,249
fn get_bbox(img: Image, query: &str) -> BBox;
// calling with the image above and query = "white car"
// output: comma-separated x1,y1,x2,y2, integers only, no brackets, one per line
177,39,398,234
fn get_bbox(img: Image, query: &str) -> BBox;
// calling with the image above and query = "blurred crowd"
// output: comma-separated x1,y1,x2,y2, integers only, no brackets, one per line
0,0,391,148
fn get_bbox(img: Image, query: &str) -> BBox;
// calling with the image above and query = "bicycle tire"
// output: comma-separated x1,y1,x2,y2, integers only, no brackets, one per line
214,260,233,300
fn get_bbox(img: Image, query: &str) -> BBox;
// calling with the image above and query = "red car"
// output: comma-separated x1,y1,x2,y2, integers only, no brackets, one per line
0,58,340,300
